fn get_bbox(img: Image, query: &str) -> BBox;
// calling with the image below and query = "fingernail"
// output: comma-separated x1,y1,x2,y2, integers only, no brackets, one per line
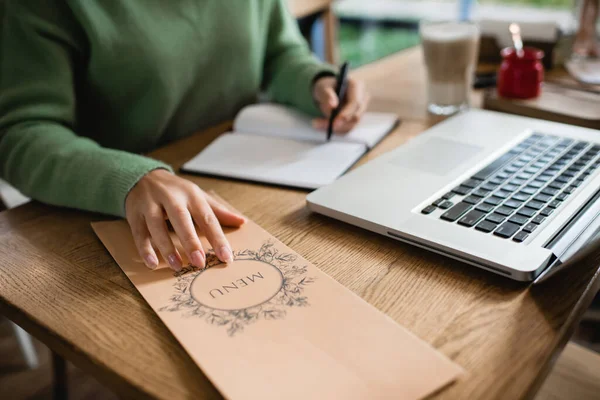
218,246,234,263
167,254,182,271
191,250,205,268
144,254,158,270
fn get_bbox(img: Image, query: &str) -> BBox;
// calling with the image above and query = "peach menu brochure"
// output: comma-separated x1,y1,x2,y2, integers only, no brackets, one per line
92,200,463,399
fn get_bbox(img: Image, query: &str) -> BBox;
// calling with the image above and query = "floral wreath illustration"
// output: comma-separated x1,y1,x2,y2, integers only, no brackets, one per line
159,241,316,336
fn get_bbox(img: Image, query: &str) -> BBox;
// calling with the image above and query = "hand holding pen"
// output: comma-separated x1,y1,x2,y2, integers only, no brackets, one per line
312,62,371,137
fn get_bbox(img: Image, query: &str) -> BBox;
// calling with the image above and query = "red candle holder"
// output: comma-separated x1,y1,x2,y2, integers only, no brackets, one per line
497,47,545,99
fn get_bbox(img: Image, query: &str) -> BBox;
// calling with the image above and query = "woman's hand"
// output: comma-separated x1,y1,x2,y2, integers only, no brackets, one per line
125,169,246,272
312,75,370,133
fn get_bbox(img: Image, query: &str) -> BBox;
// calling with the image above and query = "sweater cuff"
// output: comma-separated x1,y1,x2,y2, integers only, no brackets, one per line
108,157,173,217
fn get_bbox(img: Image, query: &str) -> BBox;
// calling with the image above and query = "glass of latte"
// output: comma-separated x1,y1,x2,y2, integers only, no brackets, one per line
420,21,480,116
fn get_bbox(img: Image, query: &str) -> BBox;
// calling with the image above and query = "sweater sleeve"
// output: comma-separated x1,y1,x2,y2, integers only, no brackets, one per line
0,1,172,217
262,0,336,116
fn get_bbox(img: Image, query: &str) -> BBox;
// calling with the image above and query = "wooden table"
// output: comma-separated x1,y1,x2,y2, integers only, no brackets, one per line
2,47,600,400
288,0,338,63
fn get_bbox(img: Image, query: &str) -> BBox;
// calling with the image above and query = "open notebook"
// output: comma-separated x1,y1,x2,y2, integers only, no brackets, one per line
181,103,398,189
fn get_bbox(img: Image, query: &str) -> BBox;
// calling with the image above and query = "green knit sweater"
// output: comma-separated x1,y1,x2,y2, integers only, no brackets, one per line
0,0,333,216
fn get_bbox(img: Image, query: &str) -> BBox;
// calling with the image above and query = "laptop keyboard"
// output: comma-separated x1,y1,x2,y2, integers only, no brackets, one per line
421,133,600,242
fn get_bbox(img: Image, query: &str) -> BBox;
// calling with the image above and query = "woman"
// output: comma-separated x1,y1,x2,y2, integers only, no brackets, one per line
0,1,369,271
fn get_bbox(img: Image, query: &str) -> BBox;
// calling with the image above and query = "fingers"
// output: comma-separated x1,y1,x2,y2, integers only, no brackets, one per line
316,86,339,118
334,81,368,133
191,198,234,264
145,208,183,272
164,202,206,269
129,213,159,270
335,93,371,133
312,79,370,134
311,118,330,131
313,76,339,120
206,195,246,227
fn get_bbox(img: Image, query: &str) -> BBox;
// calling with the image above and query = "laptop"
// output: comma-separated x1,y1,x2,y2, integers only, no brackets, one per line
307,109,600,282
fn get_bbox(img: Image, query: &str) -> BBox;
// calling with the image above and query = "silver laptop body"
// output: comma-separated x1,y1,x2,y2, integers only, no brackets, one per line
307,110,600,282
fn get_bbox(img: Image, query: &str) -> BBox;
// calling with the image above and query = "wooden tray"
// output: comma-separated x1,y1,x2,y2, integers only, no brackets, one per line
483,80,600,130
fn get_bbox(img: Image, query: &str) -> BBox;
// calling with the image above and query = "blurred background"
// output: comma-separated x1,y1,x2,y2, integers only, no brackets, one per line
306,0,575,67
2,0,598,399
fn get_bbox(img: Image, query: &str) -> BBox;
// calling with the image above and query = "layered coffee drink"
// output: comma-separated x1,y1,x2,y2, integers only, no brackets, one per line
421,21,480,115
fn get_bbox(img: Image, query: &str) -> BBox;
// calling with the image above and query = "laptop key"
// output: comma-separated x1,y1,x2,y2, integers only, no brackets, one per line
549,181,566,190
556,192,569,201
570,179,583,187
494,222,520,238
463,195,480,205
472,151,519,180
517,173,534,180
458,210,486,227
482,182,500,191
508,214,529,226
523,223,537,233
532,214,546,224
517,207,537,218
472,188,491,198
524,167,540,174
540,207,554,217
541,187,559,196
439,201,454,210
504,199,523,209
475,220,498,233
534,175,552,183
525,200,544,210
440,202,472,222
432,198,445,207
484,196,503,206
521,187,538,195
564,186,577,194
527,180,544,189
533,194,552,203
513,231,529,243
502,184,519,192
442,192,455,200
462,178,482,188
512,192,530,202
422,205,436,215
452,185,471,195
475,203,495,213
548,199,561,208
486,213,506,224
493,190,512,199
495,206,514,216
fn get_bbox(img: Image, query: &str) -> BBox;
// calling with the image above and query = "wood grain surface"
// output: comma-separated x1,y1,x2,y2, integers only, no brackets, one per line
1,47,600,400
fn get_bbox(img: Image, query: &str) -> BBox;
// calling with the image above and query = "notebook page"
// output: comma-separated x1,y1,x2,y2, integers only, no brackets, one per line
234,103,398,148
181,133,366,189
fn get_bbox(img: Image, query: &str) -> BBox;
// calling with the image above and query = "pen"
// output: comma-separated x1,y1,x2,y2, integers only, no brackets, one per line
327,61,350,141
